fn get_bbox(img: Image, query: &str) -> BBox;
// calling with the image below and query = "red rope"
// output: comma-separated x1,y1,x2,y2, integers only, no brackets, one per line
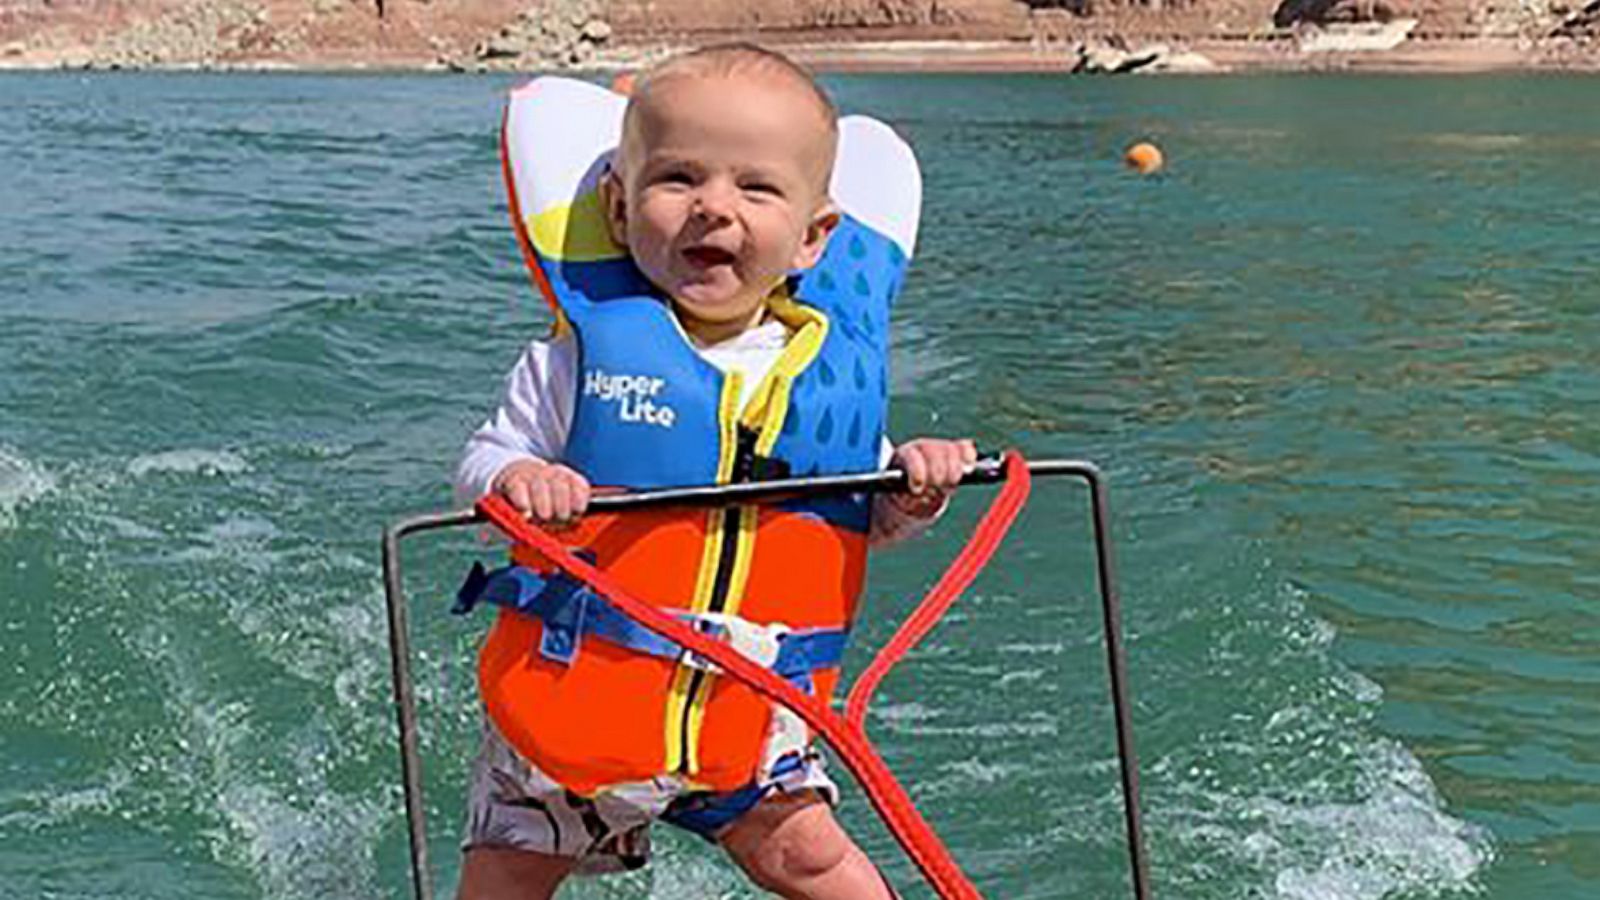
475,450,1033,900
846,452,1033,730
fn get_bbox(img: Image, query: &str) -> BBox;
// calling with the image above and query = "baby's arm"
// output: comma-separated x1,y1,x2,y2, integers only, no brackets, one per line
455,335,592,522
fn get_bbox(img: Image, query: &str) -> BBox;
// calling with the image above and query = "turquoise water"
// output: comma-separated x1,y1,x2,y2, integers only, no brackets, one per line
2,71,1596,898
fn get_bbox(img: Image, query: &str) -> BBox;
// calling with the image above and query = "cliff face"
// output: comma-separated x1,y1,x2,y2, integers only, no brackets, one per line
0,0,1593,69
1029,0,1581,40
607,0,1032,42
0,0,609,68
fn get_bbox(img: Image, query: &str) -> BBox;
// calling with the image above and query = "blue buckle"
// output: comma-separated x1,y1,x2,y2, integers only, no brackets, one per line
454,563,847,680
679,615,732,673
451,561,492,615
537,575,593,666
454,562,555,616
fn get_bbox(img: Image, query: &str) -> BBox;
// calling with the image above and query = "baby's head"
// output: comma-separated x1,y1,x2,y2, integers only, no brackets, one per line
600,44,841,343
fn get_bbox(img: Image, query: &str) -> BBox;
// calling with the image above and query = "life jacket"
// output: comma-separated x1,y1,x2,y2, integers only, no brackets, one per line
469,76,921,795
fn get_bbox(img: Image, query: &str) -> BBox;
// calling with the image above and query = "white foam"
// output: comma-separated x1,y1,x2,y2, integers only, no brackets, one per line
998,667,1047,687
1261,742,1491,900
1167,740,1491,900
127,448,250,478
125,621,388,899
939,756,1025,787
993,641,1065,656
1165,592,1494,899
44,445,402,897
162,514,286,570
0,446,55,529
0,768,131,832
871,701,941,724
213,780,385,899
1426,133,1527,151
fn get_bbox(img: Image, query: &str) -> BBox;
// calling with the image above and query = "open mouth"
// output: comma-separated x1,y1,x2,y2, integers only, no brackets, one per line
682,246,736,269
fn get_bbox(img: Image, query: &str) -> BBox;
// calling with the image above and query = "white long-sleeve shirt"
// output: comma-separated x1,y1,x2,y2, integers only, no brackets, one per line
456,320,936,546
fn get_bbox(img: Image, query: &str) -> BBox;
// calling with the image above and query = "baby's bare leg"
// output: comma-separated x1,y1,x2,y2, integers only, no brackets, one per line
456,847,576,900
719,791,897,900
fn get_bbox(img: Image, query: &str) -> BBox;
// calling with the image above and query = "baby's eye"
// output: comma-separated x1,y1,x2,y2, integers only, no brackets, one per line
652,169,695,186
742,181,783,197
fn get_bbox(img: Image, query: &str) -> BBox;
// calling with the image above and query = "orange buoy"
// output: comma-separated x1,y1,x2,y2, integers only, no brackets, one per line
610,71,636,96
1124,142,1164,175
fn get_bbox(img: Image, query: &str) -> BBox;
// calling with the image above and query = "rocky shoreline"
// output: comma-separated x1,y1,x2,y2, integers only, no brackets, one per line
1,0,1597,73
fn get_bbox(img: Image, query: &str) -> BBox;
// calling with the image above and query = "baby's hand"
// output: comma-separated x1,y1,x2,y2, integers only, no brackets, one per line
493,459,592,523
888,438,977,519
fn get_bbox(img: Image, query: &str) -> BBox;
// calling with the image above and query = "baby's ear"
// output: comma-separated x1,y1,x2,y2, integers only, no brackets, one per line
598,166,628,247
792,201,841,270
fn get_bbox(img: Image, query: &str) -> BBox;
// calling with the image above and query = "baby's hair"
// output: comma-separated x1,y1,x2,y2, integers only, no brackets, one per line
613,43,840,197
631,42,838,135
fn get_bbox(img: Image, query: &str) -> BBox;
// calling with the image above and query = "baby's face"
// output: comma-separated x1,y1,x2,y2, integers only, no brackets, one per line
603,71,838,341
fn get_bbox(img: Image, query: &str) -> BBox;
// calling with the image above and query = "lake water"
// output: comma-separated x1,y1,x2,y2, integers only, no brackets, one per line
2,71,1597,899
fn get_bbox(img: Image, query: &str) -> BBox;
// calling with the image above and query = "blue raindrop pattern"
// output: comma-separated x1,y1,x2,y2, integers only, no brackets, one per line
815,408,835,445
775,214,909,530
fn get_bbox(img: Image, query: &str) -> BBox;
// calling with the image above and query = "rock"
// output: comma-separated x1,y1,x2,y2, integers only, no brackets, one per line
1153,50,1220,71
1117,42,1170,72
544,17,578,46
1274,0,1402,27
1071,40,1217,75
1551,0,1600,37
1074,40,1172,73
608,0,1030,39
457,3,616,72
1297,18,1418,51
1073,41,1129,72
2,41,26,57
58,49,94,69
477,32,524,59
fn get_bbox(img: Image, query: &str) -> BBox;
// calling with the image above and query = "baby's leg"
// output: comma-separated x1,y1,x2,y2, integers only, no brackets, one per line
719,791,898,900
457,848,575,900
458,721,653,899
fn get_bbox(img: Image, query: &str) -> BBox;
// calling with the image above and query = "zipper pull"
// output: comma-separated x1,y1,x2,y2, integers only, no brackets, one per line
732,426,792,483
732,427,760,483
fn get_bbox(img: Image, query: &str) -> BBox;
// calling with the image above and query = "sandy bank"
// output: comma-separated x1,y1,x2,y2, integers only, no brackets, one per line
784,36,1597,73
4,35,1598,74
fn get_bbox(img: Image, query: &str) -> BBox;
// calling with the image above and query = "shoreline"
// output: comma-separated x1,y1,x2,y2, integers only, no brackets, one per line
789,38,1600,74
2,37,1597,76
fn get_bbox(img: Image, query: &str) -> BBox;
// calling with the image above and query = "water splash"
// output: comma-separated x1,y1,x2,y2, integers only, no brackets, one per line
1155,583,1494,900
127,449,251,478
1262,743,1491,900
0,446,56,530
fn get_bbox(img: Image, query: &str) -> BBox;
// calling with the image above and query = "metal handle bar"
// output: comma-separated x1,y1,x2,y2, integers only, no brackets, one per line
380,455,1149,900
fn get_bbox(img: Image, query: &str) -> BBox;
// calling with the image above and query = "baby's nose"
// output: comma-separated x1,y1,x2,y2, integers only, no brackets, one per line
692,181,737,220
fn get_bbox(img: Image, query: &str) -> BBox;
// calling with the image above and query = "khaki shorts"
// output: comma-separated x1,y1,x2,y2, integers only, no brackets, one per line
462,720,838,875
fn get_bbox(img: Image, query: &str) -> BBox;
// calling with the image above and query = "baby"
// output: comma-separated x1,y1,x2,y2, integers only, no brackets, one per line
455,44,974,899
